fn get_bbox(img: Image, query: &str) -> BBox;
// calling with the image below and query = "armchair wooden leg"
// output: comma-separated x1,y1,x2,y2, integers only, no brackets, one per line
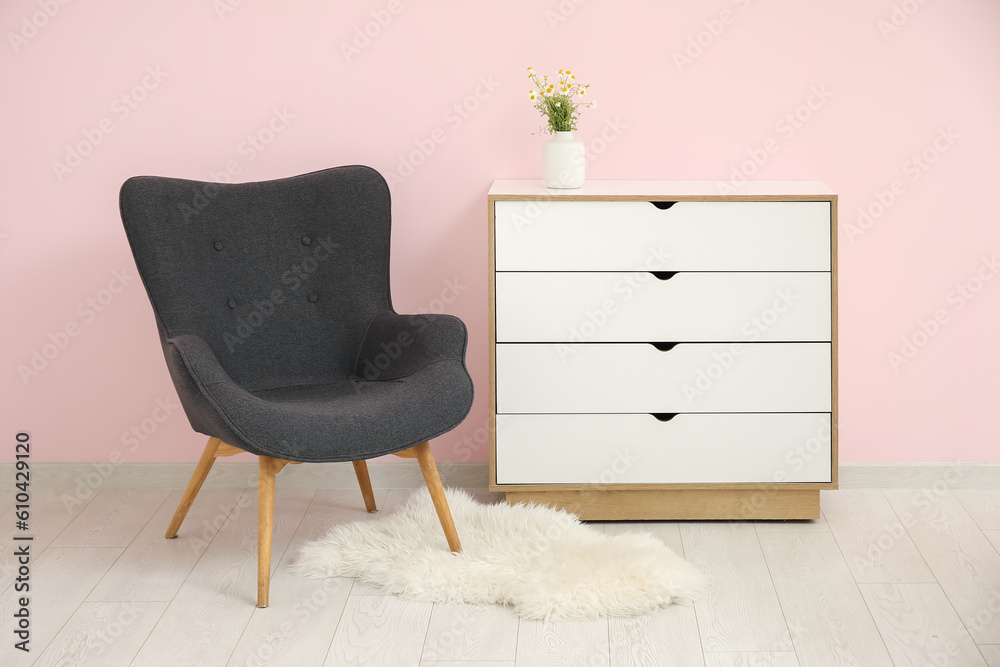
352,460,378,513
165,437,221,539
165,437,294,607
257,455,286,608
412,441,461,553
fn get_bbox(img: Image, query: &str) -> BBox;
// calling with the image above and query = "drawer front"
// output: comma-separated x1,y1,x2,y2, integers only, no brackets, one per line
495,343,831,413
494,200,831,271
495,272,831,343
495,413,832,484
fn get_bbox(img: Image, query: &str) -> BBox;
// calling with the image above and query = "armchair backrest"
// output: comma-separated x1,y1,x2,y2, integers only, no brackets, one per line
119,166,392,391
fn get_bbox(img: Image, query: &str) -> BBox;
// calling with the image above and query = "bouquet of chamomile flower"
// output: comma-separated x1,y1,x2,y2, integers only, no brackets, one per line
527,67,595,134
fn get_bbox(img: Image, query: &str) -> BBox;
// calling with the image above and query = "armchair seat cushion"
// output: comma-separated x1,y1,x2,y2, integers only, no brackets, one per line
208,360,473,462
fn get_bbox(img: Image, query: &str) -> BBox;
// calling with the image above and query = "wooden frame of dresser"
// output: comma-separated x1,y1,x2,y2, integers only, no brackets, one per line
487,183,838,520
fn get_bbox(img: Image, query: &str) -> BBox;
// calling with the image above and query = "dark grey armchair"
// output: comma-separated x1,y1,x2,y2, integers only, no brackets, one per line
119,165,473,607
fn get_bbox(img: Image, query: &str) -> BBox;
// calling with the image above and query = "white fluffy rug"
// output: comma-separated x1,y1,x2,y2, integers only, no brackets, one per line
291,489,706,620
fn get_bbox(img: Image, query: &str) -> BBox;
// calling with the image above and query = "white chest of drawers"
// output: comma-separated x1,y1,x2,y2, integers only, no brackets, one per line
488,180,838,520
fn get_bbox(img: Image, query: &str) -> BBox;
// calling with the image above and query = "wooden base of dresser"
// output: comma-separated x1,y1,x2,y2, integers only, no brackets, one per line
504,488,820,520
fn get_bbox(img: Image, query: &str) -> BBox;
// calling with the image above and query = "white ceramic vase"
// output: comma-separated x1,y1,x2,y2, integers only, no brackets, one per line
542,131,585,189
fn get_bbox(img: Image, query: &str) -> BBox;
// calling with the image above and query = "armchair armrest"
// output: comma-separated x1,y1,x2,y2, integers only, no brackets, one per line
165,333,239,388
159,332,260,452
354,311,468,381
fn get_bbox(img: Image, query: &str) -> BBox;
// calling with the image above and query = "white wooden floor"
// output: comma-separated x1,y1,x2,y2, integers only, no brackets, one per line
2,485,999,666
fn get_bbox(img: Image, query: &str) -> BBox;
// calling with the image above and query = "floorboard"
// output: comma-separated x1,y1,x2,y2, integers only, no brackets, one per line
985,530,1000,556
681,522,791,652
753,508,830,533
758,532,894,666
979,645,1000,666
324,596,433,666
227,489,380,666
821,489,934,583
883,490,1000,643
88,488,244,601
702,652,799,667
516,617,610,667
0,547,122,666
129,489,314,665
954,490,1000,530
609,606,705,667
0,496,92,588
49,489,170,548
602,520,684,555
0,492,14,515
32,600,167,666
421,662,514,667
422,603,519,662
859,582,986,666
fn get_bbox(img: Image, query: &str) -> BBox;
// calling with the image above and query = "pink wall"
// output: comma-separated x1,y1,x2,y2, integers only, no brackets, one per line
2,0,999,464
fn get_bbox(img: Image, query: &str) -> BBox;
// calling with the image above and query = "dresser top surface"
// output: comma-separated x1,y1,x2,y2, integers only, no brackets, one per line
488,180,836,199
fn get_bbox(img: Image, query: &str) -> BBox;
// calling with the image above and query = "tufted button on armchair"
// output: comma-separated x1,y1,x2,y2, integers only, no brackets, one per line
119,165,474,607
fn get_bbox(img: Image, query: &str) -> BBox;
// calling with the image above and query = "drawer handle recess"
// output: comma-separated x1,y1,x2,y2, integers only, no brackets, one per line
651,413,678,422
651,271,677,281
649,201,677,210
649,342,678,352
